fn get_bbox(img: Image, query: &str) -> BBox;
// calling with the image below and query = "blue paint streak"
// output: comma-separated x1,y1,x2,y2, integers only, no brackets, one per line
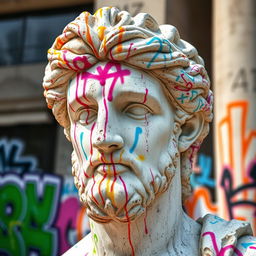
181,70,195,82
190,154,215,189
242,243,256,249
209,216,224,224
129,127,143,154
80,132,88,160
146,37,172,68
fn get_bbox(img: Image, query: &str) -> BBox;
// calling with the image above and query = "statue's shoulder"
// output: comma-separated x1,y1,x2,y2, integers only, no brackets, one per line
62,232,93,256
197,214,256,255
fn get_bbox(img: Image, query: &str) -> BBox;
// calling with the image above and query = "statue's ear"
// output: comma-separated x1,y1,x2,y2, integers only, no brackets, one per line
178,112,204,152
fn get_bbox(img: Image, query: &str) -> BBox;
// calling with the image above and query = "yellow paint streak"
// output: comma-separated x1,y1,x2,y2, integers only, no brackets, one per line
97,26,106,41
47,49,66,65
137,155,145,161
94,8,103,18
106,166,115,205
119,149,124,163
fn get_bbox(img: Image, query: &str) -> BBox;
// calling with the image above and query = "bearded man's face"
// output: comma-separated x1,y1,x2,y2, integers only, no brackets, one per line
67,61,179,223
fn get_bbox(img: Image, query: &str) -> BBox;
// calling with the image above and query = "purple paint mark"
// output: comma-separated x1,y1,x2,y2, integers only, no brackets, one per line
250,246,256,250
55,197,80,254
142,88,148,104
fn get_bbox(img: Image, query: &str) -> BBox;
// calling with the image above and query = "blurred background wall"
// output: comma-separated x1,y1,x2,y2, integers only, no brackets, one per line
0,0,255,255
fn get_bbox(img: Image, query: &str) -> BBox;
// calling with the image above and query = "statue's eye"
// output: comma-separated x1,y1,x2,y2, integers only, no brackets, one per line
77,108,97,125
124,104,152,120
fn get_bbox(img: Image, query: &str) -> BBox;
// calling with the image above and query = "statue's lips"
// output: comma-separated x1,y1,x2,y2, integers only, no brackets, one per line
95,164,130,176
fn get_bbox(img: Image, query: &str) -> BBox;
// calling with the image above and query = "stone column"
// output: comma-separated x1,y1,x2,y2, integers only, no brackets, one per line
214,0,256,232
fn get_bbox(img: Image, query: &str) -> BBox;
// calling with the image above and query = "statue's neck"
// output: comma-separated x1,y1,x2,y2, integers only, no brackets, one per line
89,176,201,255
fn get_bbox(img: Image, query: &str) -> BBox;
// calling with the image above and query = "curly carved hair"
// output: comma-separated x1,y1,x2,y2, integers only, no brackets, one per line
43,7,213,202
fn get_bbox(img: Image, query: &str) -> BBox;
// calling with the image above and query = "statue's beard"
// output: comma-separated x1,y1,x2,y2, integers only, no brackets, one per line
72,135,179,223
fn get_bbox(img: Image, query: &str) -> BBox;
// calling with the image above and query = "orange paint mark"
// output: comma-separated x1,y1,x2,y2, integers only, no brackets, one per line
185,187,217,218
56,36,65,49
97,26,106,41
84,12,99,58
234,216,247,221
76,206,87,240
218,101,256,201
102,37,108,55
137,155,145,161
117,27,125,53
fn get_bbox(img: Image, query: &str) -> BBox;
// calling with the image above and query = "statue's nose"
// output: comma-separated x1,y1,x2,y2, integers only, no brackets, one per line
92,132,124,154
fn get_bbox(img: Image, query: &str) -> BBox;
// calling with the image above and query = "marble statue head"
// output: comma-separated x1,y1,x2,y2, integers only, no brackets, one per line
43,7,213,223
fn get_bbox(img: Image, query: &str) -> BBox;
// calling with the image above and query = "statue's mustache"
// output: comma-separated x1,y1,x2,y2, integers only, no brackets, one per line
84,151,142,178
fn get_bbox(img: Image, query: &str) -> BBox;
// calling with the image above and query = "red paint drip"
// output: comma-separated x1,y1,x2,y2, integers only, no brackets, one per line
110,153,117,192
85,109,90,125
98,164,107,205
83,170,89,179
150,168,154,185
73,123,83,165
75,73,89,107
89,122,96,166
144,113,149,152
91,174,99,205
119,176,135,256
69,103,75,112
126,43,134,59
142,88,148,104
100,152,106,163
144,210,148,235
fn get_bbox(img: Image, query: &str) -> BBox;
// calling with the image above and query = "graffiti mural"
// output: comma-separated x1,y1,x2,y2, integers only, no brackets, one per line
217,101,256,232
185,153,217,219
0,138,90,256
0,138,39,174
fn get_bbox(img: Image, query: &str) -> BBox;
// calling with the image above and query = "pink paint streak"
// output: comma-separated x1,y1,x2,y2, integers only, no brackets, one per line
79,62,130,139
202,232,244,256
89,122,96,166
91,174,99,205
142,88,148,104
102,84,108,140
119,176,135,256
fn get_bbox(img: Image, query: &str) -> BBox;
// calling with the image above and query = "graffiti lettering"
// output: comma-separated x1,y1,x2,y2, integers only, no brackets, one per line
0,174,60,256
231,67,256,92
190,154,215,189
0,138,38,174
116,2,144,16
